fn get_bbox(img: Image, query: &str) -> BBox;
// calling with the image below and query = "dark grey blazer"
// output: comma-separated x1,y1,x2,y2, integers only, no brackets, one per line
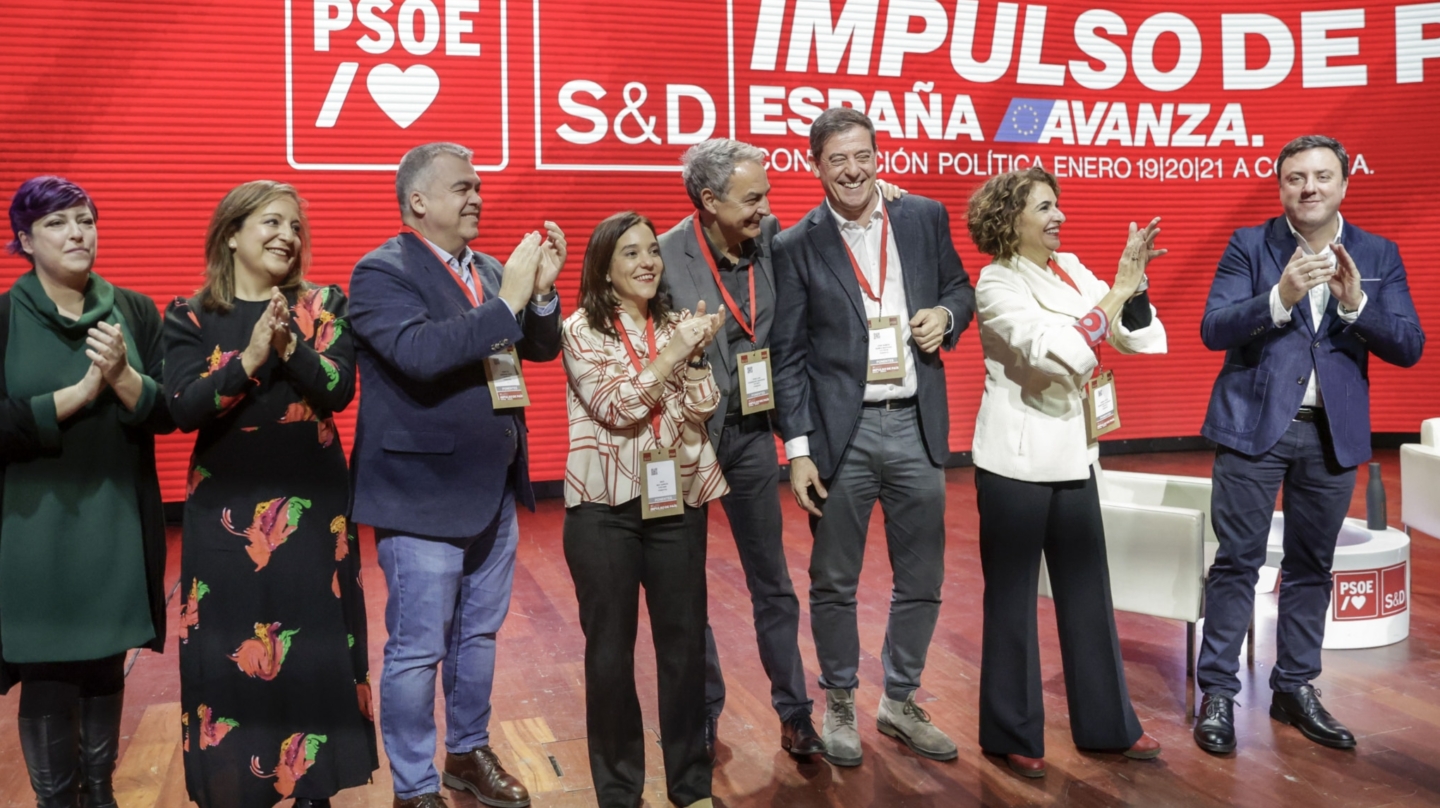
658,213,781,449
770,194,975,481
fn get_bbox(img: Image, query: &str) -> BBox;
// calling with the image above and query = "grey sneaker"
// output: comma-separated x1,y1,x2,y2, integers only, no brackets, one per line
821,688,862,767
877,694,958,761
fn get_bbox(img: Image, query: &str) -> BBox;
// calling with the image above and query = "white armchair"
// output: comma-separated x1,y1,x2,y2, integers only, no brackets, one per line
1401,419,1440,538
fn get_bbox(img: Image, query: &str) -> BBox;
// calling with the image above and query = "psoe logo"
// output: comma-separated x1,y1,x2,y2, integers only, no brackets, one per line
286,0,509,171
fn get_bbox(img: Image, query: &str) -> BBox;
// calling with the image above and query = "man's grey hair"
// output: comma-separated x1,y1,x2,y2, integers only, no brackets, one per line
681,139,767,209
395,142,473,215
1275,135,1349,183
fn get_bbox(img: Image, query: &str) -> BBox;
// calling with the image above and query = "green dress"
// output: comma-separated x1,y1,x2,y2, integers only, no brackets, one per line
0,271,159,663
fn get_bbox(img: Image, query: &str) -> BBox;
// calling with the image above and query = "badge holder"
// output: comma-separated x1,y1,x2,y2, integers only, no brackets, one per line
1084,367,1121,443
737,348,775,415
484,347,531,409
866,316,907,383
641,447,685,519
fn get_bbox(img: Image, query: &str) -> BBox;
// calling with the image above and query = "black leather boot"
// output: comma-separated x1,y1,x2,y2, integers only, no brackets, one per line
77,693,123,808
18,711,82,808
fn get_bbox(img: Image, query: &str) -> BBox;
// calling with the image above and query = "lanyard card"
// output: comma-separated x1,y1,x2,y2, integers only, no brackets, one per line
1084,369,1121,443
737,348,775,415
484,347,531,409
866,316,906,382
641,447,685,519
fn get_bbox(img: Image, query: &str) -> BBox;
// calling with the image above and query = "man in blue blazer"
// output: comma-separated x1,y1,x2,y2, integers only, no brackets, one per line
1194,135,1424,756
771,108,974,768
349,142,565,808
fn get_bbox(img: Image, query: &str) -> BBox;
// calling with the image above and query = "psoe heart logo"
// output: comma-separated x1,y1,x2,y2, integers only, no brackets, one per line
286,0,509,171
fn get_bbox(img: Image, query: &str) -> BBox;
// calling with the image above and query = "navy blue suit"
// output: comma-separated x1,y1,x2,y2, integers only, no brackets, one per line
349,232,560,535
1197,216,1423,697
348,231,561,797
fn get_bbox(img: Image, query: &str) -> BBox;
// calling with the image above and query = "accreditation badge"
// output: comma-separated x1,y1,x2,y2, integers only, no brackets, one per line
484,347,531,409
1084,369,1121,443
737,349,775,415
866,316,907,382
641,447,685,519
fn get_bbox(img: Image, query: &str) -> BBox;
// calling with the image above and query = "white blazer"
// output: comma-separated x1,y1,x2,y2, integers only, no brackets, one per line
971,252,1167,482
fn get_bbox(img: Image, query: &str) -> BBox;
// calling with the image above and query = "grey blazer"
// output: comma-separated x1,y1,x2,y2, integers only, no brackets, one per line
658,213,781,449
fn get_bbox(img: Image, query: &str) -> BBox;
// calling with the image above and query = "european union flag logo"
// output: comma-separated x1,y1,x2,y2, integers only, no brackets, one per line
994,98,1057,143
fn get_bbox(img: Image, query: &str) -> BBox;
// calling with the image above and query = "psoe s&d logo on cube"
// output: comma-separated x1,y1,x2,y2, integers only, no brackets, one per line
286,0,509,170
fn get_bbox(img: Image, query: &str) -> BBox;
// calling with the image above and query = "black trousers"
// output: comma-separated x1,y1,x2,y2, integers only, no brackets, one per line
703,416,810,722
974,468,1143,758
563,500,710,808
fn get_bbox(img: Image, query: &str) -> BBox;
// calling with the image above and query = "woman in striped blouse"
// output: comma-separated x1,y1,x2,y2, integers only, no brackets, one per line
560,211,727,808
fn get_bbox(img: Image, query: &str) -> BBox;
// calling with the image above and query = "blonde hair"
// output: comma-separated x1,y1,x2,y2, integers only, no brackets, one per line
200,181,311,311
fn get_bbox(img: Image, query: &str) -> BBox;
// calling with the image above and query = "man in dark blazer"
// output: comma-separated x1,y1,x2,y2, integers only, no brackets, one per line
657,138,825,762
349,142,565,808
1194,135,1424,756
771,108,975,768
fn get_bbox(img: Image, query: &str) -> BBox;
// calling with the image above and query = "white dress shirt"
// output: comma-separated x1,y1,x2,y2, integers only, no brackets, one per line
1267,214,1366,407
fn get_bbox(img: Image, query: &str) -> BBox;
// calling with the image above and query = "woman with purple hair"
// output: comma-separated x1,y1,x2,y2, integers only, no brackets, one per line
0,175,173,808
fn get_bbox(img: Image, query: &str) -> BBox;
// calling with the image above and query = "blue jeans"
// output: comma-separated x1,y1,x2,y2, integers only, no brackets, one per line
1198,418,1356,698
375,490,519,799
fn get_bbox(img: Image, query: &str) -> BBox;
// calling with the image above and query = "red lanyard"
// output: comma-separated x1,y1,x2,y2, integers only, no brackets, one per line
1050,259,1106,376
613,313,663,441
842,204,889,303
405,228,482,307
1047,259,1082,296
694,220,756,343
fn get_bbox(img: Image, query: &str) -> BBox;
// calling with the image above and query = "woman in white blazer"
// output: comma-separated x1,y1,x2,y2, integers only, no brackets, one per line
966,167,1167,778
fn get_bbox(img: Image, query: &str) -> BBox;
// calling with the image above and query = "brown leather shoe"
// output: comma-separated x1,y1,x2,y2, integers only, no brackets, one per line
1123,732,1162,760
1005,754,1046,778
443,746,530,808
393,793,449,808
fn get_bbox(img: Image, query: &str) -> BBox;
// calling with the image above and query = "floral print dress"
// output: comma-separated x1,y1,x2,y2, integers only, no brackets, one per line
164,286,376,808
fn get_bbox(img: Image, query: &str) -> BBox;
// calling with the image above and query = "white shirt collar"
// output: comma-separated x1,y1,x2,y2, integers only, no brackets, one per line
421,236,473,270
825,193,884,230
1285,212,1344,255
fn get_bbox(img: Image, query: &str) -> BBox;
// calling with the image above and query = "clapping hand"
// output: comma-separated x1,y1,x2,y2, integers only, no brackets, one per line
499,232,544,314
1329,242,1364,311
85,321,132,384
268,289,296,359
536,221,567,296
1115,217,1166,295
1278,247,1335,310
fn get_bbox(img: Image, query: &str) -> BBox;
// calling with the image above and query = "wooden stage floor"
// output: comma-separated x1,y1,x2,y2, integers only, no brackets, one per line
3,449,1439,807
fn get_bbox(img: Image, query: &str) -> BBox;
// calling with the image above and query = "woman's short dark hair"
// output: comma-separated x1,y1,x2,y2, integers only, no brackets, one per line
7,176,98,264
966,167,1061,260
577,211,673,338
200,181,312,312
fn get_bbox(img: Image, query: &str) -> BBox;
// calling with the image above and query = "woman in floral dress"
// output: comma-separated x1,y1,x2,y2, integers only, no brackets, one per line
164,181,376,808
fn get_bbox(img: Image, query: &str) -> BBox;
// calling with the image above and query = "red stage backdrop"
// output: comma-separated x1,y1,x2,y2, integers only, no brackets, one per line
3,0,1438,501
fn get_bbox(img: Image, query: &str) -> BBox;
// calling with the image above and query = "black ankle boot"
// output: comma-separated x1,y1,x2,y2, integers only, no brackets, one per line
17,711,81,808
77,693,123,808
